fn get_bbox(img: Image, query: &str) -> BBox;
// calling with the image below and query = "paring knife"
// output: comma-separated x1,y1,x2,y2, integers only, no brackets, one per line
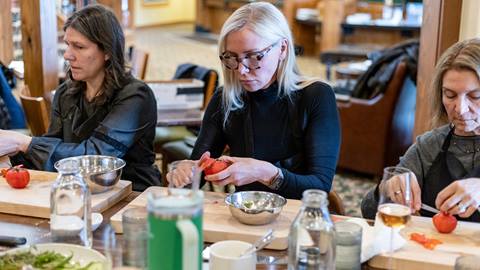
0,235,26,247
421,203,440,214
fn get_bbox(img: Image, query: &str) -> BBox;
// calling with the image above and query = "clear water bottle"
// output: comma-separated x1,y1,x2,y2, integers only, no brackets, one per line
288,190,336,270
50,159,92,247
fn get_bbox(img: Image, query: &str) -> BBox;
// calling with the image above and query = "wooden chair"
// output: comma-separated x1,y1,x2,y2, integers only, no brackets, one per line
130,48,149,80
337,61,416,177
328,191,345,215
19,86,50,136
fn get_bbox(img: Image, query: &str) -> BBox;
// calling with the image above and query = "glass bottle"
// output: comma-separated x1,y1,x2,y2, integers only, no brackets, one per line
50,159,92,247
288,190,336,270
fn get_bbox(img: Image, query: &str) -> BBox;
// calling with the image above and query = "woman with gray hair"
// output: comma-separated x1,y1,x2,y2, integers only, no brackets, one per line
362,38,480,222
168,2,340,199
0,5,160,191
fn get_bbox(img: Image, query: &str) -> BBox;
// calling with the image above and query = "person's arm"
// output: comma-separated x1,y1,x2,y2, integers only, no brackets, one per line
191,90,227,159
360,128,444,218
277,82,340,199
21,82,156,171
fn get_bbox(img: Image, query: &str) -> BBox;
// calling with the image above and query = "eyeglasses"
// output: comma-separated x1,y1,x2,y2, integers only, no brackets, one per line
219,41,279,70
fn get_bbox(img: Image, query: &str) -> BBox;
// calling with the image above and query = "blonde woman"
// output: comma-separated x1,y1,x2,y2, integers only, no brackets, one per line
362,38,480,222
168,2,340,199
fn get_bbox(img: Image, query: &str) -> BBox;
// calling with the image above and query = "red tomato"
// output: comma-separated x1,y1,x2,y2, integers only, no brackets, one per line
3,165,30,189
203,159,231,176
199,157,215,171
432,212,457,233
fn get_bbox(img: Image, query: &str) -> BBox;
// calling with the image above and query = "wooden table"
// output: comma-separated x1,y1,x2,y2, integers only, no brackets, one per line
0,191,290,269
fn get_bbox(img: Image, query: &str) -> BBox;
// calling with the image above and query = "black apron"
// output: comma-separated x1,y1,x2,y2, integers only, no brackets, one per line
420,128,480,222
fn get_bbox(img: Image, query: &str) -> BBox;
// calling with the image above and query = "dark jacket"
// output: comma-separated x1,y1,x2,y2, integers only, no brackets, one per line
13,78,161,191
351,39,419,99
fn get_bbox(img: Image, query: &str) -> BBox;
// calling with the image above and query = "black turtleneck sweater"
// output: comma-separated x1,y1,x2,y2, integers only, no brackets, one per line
191,81,340,199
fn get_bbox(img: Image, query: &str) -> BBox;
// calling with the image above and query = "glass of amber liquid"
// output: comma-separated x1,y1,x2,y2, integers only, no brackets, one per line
377,166,413,269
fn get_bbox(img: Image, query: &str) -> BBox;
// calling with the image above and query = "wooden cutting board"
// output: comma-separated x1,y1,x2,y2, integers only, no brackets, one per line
0,170,132,218
111,186,303,250
368,215,480,269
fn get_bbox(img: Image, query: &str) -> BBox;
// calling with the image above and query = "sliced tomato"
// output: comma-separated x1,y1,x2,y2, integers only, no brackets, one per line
410,233,443,250
410,233,428,244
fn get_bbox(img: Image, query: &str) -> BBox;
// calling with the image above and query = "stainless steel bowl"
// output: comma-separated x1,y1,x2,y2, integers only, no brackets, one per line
54,155,125,194
224,191,287,225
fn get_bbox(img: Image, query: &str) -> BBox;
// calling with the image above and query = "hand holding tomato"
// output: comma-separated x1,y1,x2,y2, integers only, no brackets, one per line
435,178,480,218
432,212,457,233
1,165,30,189
203,156,278,187
200,157,231,175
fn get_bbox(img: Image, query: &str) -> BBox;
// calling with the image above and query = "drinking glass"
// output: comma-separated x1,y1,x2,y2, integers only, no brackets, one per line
377,166,414,269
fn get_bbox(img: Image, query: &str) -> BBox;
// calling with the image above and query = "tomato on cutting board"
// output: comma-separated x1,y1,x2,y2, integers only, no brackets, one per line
1,165,30,189
432,212,457,233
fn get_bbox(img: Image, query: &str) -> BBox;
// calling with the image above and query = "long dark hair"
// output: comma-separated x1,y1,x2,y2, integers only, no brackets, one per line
64,4,130,105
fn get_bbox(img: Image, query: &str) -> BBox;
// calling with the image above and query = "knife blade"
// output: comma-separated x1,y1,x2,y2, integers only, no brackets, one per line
421,203,440,214
0,236,26,247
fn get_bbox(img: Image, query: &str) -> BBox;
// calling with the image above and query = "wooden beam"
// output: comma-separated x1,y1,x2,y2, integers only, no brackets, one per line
321,0,345,52
0,0,13,64
20,0,58,97
97,0,123,23
413,0,462,137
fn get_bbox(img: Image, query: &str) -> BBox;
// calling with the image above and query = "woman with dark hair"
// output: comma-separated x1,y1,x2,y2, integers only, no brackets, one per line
0,5,160,191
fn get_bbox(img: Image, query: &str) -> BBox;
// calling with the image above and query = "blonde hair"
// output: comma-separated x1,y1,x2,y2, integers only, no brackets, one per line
218,2,318,126
430,38,480,128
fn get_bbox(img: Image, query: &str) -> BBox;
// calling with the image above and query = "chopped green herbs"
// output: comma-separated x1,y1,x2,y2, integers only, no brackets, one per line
243,200,254,209
0,248,100,270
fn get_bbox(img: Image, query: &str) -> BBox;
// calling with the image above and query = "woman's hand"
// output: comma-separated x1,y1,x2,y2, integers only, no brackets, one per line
379,172,422,211
166,152,211,188
0,130,32,156
436,178,480,218
204,156,278,187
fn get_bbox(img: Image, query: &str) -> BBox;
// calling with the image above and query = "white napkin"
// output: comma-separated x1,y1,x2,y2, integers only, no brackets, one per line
0,156,11,168
344,216,407,263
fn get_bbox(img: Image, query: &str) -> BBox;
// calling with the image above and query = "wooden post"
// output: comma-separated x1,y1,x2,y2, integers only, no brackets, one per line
20,0,58,97
0,0,13,65
413,0,462,137
97,0,123,23
321,0,345,52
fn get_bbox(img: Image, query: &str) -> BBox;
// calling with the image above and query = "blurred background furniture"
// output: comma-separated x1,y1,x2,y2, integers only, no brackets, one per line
154,64,218,180
129,47,149,80
337,61,416,177
19,85,50,136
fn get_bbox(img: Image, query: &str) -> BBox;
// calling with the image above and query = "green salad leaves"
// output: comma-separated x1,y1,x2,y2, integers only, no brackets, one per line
0,248,100,270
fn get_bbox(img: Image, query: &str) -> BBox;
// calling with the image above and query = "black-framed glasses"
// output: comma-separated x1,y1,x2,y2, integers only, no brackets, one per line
219,40,280,70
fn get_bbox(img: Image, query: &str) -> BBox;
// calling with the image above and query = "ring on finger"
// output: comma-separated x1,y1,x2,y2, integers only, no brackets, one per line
458,203,467,213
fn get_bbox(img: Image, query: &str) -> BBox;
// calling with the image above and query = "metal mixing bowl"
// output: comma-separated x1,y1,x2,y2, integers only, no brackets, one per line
224,191,287,225
54,155,125,194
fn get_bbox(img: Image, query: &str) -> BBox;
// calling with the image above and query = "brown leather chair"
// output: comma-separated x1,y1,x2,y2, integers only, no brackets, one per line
337,61,416,177
19,86,50,136
328,190,345,215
